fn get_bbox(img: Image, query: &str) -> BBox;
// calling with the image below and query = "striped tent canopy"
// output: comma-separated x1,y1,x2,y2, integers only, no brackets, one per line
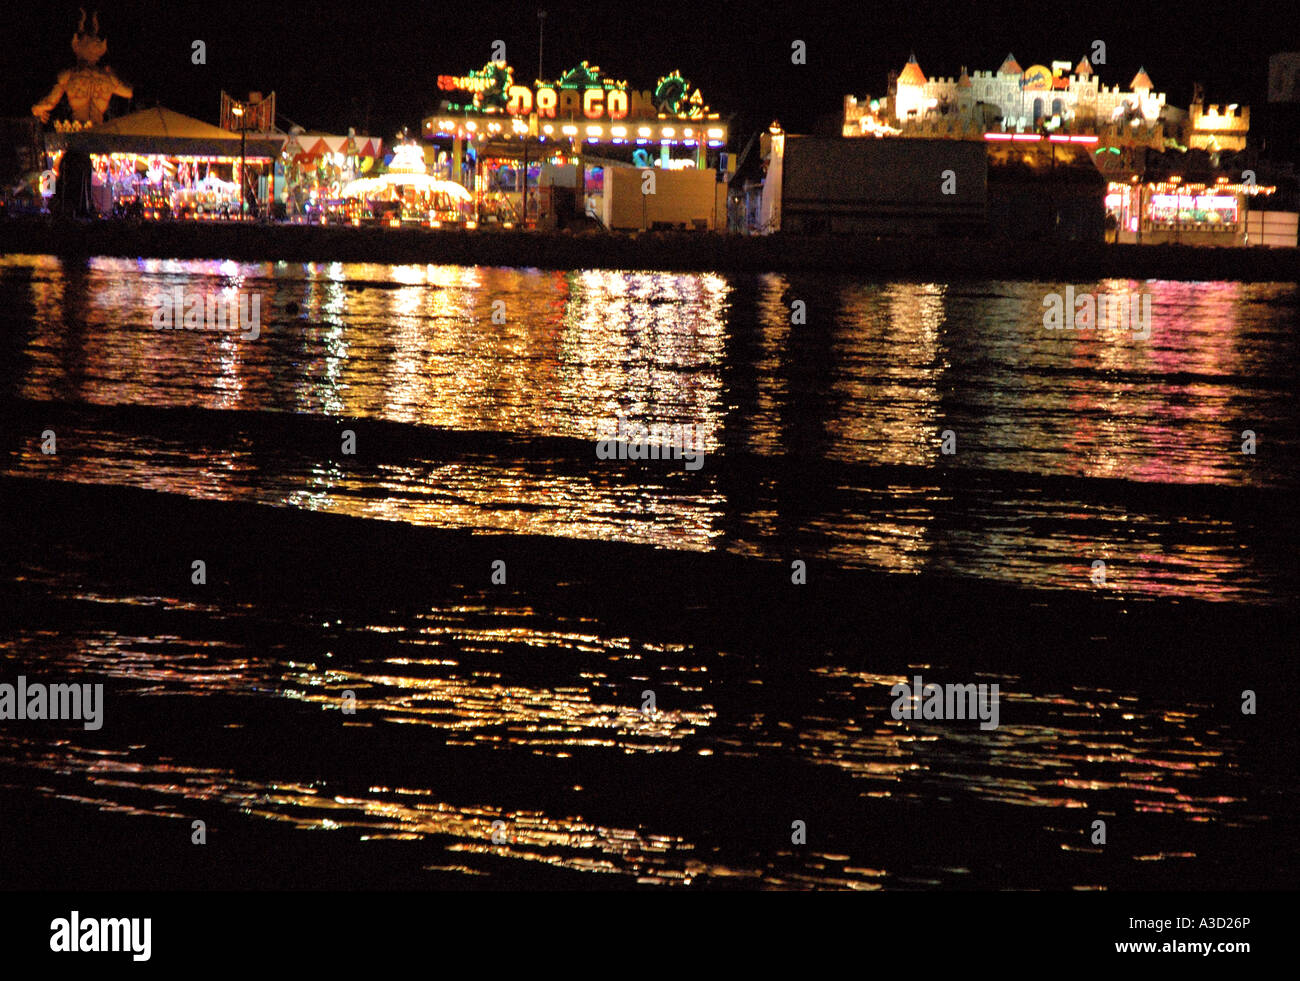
283,133,383,160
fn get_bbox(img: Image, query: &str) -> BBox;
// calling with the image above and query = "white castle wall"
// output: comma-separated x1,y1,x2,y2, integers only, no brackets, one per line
894,68,1165,131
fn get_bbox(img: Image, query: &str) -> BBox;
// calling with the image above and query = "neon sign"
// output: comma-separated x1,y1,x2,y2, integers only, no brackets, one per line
437,61,713,122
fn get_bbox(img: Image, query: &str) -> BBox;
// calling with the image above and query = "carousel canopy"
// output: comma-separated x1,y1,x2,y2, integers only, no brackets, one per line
60,106,281,159
341,173,472,201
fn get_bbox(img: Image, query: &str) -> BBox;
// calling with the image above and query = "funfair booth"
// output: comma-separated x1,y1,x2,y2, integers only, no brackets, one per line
1105,175,1277,245
423,61,729,229
47,106,281,218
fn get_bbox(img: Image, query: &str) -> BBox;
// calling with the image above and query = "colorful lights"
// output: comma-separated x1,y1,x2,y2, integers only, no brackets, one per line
422,120,724,147
983,133,1099,143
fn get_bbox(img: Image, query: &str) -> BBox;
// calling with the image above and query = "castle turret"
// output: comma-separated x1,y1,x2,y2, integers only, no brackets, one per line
894,53,929,122
956,66,974,116
898,52,927,87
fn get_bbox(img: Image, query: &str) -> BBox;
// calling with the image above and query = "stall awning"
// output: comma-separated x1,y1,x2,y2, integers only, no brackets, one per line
59,106,281,159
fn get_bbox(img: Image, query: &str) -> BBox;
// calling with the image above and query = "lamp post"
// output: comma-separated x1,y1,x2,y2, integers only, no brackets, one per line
538,10,546,83
232,95,270,220
232,103,247,221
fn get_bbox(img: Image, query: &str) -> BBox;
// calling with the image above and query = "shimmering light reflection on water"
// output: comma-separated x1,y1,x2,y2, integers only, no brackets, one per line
4,256,1295,600
0,255,1295,888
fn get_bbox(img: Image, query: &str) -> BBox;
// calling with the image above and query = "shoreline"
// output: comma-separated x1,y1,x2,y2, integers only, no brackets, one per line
2,215,1299,281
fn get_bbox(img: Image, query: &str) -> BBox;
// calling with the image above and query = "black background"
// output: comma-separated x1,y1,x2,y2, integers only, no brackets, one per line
3,0,1294,144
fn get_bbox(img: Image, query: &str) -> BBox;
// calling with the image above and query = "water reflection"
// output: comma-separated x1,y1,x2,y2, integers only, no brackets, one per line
0,588,1276,888
1,252,1295,888
2,256,1295,602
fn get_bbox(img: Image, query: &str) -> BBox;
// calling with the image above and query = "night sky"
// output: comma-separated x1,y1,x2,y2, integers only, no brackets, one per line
4,1,1293,144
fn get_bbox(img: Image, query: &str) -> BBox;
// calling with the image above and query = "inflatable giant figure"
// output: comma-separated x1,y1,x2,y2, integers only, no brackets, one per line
31,10,133,125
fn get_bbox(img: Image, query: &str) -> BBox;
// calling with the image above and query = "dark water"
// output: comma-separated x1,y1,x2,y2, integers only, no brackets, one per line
0,255,1296,890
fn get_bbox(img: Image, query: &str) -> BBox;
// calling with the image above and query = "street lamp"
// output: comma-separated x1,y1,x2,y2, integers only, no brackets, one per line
538,10,546,82
232,103,246,221
231,96,270,220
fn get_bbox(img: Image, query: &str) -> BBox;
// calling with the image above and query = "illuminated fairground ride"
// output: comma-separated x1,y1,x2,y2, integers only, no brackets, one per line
281,130,384,221
41,145,257,220
334,143,475,227
170,173,241,219
42,106,279,219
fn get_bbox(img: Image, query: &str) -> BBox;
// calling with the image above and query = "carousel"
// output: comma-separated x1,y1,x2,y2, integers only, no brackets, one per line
170,171,242,219
334,143,474,227
40,106,279,218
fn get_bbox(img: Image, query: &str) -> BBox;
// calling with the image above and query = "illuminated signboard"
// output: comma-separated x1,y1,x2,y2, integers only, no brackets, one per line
1150,194,1237,209
436,60,714,122
1149,192,1239,224
1021,65,1054,90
